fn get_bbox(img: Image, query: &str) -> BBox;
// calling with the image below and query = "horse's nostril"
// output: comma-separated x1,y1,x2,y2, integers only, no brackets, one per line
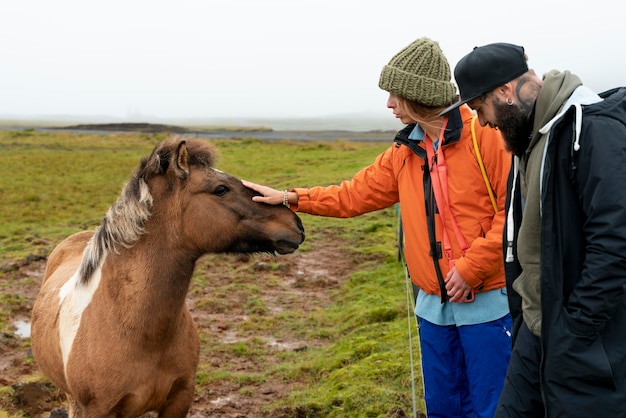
295,216,305,234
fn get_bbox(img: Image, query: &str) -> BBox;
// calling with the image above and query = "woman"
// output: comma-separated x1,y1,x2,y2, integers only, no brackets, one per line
244,37,511,418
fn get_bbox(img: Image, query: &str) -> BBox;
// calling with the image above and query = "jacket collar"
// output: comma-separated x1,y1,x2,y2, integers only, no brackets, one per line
444,108,463,146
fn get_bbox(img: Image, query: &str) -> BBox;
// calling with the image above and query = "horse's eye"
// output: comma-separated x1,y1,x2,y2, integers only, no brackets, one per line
214,185,229,196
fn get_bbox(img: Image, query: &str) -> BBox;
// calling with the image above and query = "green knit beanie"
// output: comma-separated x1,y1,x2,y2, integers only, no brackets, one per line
379,37,457,107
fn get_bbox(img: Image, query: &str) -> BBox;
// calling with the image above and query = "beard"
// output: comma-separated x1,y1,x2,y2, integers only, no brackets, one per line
493,102,532,157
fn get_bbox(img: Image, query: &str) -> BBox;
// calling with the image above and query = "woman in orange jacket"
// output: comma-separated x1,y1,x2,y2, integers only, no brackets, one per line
243,37,512,418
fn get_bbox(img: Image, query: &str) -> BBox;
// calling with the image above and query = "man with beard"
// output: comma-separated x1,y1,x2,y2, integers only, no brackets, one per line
440,43,626,417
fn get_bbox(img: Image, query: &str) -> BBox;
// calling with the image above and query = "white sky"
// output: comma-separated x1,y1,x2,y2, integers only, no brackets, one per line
1,0,624,121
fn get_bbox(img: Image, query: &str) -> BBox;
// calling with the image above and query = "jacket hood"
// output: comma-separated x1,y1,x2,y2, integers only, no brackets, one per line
539,85,626,154
583,86,626,122
530,70,582,151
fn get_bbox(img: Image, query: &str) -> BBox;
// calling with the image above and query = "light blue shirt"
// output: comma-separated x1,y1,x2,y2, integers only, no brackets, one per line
408,123,438,147
415,288,510,326
409,124,510,326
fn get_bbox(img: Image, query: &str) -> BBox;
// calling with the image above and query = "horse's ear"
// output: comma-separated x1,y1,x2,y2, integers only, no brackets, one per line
174,141,190,178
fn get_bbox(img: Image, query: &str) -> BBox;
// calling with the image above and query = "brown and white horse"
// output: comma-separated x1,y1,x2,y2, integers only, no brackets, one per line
30,137,304,418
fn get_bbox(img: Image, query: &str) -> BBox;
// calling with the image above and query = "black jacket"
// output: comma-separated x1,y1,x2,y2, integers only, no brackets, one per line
506,85,626,416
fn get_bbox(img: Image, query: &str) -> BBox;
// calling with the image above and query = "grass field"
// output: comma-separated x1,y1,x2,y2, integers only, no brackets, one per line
0,129,425,417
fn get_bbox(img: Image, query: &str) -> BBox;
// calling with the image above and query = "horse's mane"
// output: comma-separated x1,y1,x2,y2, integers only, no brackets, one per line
77,137,217,284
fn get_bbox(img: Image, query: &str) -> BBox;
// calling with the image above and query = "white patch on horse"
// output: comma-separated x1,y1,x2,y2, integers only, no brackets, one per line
58,266,103,377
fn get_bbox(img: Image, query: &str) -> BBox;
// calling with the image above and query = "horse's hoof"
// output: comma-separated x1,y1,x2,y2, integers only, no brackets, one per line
51,408,68,418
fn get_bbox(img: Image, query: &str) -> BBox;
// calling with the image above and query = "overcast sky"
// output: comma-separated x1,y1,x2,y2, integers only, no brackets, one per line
2,0,624,122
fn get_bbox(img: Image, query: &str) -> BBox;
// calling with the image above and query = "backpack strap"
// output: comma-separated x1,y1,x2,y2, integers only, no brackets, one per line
426,137,469,260
471,115,498,212
425,118,469,263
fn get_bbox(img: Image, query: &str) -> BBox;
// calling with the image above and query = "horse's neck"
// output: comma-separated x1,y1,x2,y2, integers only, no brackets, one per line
101,245,196,331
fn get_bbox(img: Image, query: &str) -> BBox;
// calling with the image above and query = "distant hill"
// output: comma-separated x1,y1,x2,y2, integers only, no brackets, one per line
43,122,394,141
56,122,193,134
0,113,402,132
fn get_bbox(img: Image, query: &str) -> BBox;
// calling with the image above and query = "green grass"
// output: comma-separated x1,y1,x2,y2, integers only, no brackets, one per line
0,130,169,261
0,130,424,417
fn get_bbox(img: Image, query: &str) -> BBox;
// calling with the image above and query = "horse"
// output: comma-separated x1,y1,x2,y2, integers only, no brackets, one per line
30,136,305,418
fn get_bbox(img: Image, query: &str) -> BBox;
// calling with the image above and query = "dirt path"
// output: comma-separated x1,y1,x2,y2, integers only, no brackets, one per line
0,235,361,417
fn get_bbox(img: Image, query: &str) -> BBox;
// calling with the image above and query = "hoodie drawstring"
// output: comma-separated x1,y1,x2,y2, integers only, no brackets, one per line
505,156,519,263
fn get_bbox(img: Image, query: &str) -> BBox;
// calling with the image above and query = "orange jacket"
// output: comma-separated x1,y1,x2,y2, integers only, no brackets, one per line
293,105,511,297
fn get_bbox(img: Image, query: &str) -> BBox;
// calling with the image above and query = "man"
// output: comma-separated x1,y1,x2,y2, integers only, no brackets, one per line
440,43,626,417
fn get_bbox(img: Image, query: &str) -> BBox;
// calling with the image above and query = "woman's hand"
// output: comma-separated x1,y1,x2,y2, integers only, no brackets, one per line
242,180,288,206
445,266,473,302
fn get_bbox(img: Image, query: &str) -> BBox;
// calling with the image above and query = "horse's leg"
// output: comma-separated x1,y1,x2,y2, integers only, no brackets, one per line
66,394,84,418
67,395,112,418
158,402,192,418
157,379,195,418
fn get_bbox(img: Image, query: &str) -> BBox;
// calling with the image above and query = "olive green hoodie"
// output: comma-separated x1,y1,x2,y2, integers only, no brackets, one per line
513,70,581,336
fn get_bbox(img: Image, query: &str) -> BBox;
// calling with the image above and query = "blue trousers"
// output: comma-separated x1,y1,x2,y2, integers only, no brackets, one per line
418,314,512,418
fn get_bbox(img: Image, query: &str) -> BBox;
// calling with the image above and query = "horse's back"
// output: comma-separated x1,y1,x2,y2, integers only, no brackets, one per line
42,230,94,284
32,230,94,393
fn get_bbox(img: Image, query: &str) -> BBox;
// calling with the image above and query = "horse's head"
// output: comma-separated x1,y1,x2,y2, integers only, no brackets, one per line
136,137,304,257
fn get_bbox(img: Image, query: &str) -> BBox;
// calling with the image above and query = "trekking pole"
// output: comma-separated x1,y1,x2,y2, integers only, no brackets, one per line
404,263,419,418
397,206,420,418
